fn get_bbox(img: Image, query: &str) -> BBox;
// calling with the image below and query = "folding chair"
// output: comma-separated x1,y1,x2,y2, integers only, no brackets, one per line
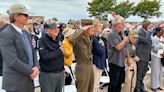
0,76,6,92
99,59,110,89
146,61,151,75
71,63,76,80
100,68,110,87
64,66,76,92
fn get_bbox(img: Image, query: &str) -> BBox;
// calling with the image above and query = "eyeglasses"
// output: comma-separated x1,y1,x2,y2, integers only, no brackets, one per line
17,13,29,17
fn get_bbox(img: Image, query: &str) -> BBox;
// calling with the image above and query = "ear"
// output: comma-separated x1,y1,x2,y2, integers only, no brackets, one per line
14,14,18,21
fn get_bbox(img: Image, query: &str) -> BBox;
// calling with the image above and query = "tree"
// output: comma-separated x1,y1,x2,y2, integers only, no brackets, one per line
113,0,134,18
87,0,134,19
87,0,114,20
133,0,161,19
87,0,161,20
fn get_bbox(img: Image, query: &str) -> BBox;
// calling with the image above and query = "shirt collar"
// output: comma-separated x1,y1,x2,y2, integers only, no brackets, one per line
112,29,120,34
143,29,147,33
154,35,160,40
11,23,23,34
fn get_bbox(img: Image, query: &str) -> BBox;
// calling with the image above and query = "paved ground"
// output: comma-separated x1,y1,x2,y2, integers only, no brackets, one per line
35,74,164,92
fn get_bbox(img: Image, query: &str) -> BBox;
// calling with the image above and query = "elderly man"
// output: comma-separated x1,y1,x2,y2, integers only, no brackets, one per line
68,23,95,92
0,3,39,92
39,19,64,92
134,20,153,92
121,29,140,92
107,15,129,92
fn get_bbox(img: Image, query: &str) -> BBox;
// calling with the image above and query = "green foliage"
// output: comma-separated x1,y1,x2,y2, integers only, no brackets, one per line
113,0,134,18
87,0,114,20
87,0,161,20
134,0,161,19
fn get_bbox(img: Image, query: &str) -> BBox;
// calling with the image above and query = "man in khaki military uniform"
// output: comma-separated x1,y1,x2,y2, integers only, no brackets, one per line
68,25,95,92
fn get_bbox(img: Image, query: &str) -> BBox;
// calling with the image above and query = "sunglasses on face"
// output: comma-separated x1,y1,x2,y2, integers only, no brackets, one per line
17,13,29,17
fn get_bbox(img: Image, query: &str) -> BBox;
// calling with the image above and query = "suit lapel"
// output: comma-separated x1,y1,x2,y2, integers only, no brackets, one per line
141,29,146,36
9,25,28,56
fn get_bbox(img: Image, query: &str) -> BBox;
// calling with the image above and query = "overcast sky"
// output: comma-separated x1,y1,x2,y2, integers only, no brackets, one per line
0,0,164,22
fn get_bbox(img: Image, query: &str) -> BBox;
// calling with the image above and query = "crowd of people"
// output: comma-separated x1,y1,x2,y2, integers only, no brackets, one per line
0,3,164,92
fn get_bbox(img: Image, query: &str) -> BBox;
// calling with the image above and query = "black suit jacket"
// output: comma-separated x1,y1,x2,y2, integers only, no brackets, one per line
136,28,152,62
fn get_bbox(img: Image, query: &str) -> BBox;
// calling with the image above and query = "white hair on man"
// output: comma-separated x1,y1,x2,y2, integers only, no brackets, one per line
112,15,125,25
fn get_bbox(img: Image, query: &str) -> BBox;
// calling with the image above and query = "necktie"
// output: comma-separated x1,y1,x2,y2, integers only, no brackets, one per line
20,32,33,67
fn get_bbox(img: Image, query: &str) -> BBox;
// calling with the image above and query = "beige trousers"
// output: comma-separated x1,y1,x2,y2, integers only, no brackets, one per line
76,64,94,92
121,62,136,92
93,65,103,92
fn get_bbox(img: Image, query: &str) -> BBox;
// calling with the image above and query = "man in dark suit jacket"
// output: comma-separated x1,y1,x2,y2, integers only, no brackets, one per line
0,3,39,92
0,23,9,76
135,20,153,92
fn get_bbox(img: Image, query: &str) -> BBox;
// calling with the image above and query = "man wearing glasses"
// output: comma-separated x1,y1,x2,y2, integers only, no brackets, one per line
0,3,39,92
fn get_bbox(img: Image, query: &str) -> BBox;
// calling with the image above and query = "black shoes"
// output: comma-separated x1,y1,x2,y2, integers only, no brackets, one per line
157,87,163,90
151,87,163,92
151,88,157,92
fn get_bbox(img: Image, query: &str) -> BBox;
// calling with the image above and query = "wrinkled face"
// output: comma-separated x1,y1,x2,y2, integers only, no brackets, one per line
115,21,125,32
86,26,94,37
146,23,154,31
15,13,29,25
46,27,59,38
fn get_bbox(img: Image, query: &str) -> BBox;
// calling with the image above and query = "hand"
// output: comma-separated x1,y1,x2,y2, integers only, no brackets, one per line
131,44,136,50
64,70,67,78
60,45,64,54
127,58,134,66
30,67,39,80
134,56,140,62
160,53,164,57
82,25,93,31
123,36,129,43
99,39,104,46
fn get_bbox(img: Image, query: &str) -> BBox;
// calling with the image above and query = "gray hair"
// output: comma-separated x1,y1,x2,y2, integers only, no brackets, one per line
9,14,16,23
142,19,150,28
112,15,125,25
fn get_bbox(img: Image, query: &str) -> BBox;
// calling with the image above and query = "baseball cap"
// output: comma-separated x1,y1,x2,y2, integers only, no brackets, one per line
62,28,76,37
44,19,59,29
7,3,31,15
129,29,139,37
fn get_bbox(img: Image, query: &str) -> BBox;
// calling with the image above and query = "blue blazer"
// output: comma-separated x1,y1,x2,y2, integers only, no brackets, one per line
92,36,106,70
